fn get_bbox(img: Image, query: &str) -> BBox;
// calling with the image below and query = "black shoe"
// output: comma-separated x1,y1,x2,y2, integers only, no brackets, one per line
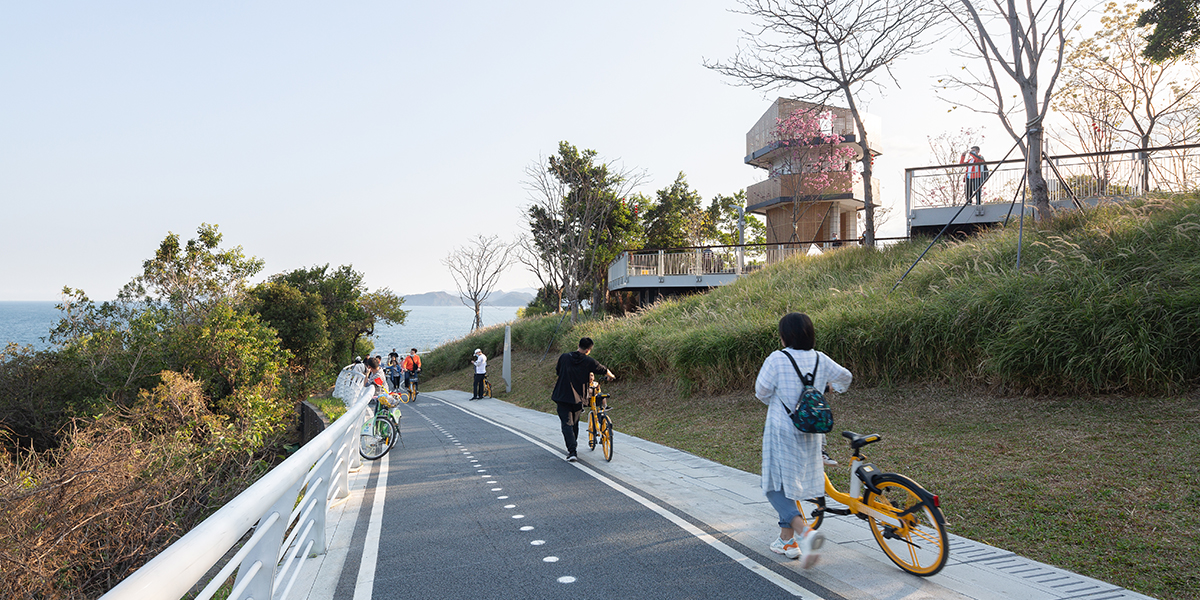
566,452,578,462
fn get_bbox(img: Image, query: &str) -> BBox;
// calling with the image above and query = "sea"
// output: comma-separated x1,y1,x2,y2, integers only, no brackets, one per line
0,302,520,354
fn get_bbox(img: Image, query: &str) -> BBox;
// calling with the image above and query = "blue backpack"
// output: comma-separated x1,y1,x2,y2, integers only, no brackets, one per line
780,351,834,434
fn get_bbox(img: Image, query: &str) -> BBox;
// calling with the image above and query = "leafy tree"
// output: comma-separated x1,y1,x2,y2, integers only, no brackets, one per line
524,142,645,323
643,173,704,249
704,191,765,247
351,289,408,354
247,281,330,374
1138,0,1200,62
122,223,264,326
169,303,286,402
272,265,378,365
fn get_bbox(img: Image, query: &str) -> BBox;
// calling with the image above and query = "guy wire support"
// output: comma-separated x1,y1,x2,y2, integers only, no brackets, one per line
890,133,1028,294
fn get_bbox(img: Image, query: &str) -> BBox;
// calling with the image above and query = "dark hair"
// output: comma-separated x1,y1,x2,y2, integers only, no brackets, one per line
778,312,815,350
366,356,381,369
410,348,418,354
578,337,595,351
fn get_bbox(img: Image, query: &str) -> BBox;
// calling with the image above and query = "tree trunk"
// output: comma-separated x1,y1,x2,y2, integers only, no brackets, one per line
1026,126,1052,220
845,91,876,246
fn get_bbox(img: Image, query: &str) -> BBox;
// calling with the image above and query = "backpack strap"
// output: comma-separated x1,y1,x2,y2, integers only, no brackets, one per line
781,350,819,387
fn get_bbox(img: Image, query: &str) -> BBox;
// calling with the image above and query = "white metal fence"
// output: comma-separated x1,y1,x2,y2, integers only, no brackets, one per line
99,367,373,600
905,143,1200,211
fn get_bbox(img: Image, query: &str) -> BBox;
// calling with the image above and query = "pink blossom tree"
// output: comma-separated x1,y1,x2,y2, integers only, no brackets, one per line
771,108,859,243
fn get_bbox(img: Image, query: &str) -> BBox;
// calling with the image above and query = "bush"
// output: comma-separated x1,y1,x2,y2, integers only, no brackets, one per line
0,372,275,600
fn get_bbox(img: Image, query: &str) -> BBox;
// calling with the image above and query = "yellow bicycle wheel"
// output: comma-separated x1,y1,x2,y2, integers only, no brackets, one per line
863,474,948,576
398,390,412,404
600,415,613,461
587,411,599,450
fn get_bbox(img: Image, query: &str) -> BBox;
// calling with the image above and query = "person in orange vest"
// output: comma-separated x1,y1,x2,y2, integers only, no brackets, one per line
402,348,422,399
960,146,987,205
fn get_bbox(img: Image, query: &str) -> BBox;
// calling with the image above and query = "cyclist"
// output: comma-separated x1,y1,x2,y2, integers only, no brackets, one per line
402,348,422,396
552,337,615,462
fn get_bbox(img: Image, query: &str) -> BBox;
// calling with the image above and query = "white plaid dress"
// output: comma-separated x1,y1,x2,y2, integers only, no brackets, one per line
755,348,853,500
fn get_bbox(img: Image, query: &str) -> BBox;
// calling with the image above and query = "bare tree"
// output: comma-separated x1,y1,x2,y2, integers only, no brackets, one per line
443,234,515,332
523,143,645,324
515,233,565,312
707,0,947,246
1058,2,1200,192
939,0,1080,220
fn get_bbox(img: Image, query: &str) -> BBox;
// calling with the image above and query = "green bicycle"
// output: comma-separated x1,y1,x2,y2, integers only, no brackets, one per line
359,392,403,460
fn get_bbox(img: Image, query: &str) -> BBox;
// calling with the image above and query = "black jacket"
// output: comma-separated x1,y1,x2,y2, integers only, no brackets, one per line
552,351,609,405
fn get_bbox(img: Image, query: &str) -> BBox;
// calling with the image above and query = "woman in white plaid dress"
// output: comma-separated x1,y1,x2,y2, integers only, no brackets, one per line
755,313,852,568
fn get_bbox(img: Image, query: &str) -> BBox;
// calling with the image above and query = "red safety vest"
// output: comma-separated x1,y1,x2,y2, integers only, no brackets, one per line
961,153,984,179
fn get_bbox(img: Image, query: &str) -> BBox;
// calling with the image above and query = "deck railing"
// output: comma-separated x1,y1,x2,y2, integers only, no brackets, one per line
905,143,1200,213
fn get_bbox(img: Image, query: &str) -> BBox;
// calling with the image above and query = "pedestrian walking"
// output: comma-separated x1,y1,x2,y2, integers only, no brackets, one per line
552,337,615,462
755,312,852,568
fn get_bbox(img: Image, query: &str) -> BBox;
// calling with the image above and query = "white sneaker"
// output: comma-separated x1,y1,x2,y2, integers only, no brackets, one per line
798,529,825,569
822,450,838,466
769,537,800,559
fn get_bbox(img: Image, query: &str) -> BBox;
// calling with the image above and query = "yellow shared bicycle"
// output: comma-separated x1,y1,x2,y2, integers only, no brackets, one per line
585,373,614,461
798,431,948,576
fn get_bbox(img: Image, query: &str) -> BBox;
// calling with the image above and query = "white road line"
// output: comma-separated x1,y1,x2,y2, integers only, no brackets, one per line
352,452,389,600
434,395,826,599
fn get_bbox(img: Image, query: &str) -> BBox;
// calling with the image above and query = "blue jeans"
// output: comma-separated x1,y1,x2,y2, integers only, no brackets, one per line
765,489,802,529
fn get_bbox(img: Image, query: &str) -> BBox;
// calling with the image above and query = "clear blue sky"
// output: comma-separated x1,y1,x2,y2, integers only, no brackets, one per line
1,1,990,302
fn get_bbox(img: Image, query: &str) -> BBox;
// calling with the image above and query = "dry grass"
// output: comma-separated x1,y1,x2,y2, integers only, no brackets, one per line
424,350,1200,600
0,372,277,600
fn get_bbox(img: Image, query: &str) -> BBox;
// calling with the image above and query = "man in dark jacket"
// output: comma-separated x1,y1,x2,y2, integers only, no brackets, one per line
553,337,615,462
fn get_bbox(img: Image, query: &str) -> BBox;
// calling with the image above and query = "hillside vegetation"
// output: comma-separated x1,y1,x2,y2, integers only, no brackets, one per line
432,195,1200,395
424,194,1200,600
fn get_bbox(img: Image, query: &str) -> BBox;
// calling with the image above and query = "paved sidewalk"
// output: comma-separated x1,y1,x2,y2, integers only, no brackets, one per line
295,391,1157,600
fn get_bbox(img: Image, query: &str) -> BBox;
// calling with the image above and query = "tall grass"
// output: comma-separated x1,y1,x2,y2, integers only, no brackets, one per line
429,195,1200,396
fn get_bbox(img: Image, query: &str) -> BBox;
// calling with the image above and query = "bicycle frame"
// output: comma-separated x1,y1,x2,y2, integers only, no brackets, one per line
800,432,948,576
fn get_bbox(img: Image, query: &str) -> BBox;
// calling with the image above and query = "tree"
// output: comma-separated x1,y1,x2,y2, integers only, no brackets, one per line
704,191,766,247
247,281,330,375
772,107,860,242
1138,0,1200,62
271,264,383,365
443,234,515,332
707,0,946,246
643,173,704,249
942,0,1078,220
523,142,645,324
122,223,265,326
351,289,408,352
1059,2,1200,191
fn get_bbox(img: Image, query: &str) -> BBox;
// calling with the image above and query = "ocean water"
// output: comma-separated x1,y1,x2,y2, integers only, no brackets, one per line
0,302,519,354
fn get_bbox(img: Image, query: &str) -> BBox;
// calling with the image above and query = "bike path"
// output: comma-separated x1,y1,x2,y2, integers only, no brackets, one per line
293,390,1158,600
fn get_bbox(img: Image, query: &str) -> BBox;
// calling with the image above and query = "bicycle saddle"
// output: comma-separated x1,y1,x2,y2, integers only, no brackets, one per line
841,431,883,450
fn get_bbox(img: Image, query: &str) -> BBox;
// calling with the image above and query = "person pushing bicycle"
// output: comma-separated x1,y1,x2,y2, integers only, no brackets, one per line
552,337,614,462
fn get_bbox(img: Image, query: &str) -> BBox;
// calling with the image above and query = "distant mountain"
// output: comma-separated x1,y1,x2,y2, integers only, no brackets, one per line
402,291,459,306
402,290,534,307
488,291,534,306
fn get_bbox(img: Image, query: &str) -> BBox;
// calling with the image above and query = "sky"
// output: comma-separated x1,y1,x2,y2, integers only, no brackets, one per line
0,1,1016,302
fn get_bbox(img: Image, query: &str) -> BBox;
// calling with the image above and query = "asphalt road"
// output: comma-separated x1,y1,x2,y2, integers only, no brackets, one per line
330,397,834,600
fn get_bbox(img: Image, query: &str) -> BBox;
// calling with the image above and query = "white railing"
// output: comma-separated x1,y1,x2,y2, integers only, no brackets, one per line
905,143,1200,211
100,369,373,600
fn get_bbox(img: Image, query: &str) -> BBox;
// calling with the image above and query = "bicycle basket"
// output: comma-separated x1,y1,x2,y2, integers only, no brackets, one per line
377,393,396,408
